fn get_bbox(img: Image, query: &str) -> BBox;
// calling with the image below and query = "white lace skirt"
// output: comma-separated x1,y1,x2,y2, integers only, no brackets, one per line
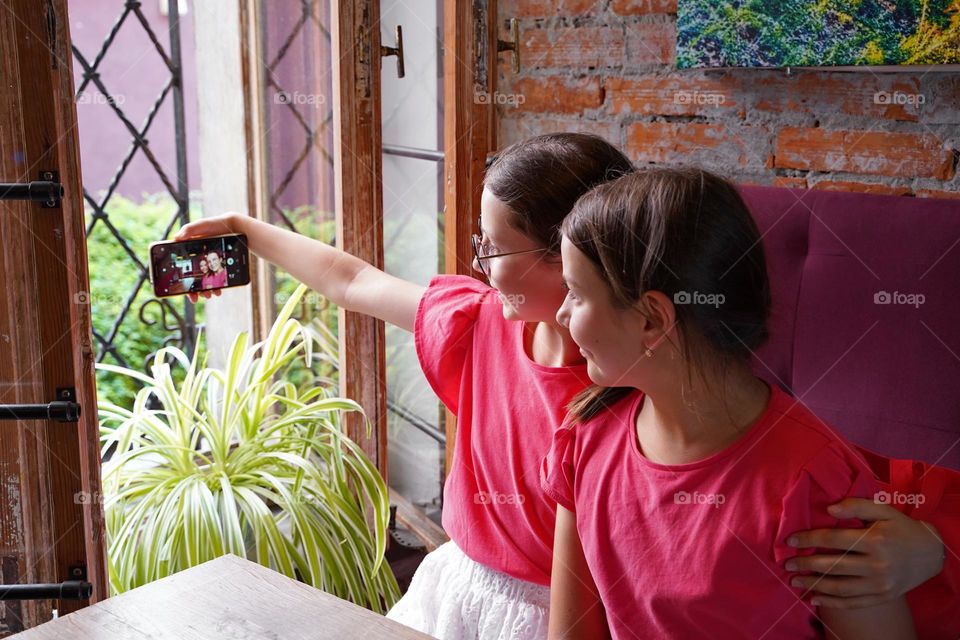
386,540,550,640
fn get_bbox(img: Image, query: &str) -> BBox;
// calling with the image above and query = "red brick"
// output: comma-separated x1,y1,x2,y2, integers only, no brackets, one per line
507,0,603,18
523,25,625,70
505,76,604,114
625,20,676,66
774,128,955,180
753,73,924,122
498,115,621,147
611,0,678,15
607,74,741,117
625,122,768,169
772,177,808,189
810,180,912,197
916,189,960,200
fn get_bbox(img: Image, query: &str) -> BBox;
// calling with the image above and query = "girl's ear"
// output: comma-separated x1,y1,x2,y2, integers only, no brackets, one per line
637,290,677,347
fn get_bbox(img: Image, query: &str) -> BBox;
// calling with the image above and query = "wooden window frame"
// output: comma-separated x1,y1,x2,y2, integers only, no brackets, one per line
239,0,388,470
0,0,108,629
442,0,499,475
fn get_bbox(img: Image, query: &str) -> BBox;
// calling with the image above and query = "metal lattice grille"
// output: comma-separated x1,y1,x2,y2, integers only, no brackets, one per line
72,0,195,373
260,0,336,234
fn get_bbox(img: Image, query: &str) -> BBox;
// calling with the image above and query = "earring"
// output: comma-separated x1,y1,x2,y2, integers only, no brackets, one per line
644,347,654,358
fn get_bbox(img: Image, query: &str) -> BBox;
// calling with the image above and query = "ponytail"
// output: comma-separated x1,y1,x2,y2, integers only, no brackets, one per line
566,385,634,425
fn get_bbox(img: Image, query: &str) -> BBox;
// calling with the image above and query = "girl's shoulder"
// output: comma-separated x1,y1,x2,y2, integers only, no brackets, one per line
423,274,498,308
753,387,876,496
417,274,505,336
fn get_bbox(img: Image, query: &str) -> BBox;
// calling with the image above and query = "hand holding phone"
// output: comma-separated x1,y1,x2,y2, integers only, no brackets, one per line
173,213,246,302
149,232,250,299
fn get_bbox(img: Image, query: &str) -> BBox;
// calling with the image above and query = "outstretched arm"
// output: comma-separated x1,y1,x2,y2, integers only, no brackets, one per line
176,213,425,332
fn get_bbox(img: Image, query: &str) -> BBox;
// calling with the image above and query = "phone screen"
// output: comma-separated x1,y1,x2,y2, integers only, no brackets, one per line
149,234,250,297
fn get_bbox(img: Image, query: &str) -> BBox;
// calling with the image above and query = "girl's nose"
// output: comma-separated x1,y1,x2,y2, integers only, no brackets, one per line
556,300,570,328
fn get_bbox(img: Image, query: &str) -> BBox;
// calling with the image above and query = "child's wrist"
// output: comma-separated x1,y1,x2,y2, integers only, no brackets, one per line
228,212,252,237
226,211,244,230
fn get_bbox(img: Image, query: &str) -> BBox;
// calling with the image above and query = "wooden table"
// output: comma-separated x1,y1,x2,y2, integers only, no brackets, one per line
14,554,434,639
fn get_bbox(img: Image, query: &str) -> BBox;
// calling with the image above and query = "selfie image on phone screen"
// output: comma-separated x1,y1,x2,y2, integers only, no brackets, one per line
149,234,250,298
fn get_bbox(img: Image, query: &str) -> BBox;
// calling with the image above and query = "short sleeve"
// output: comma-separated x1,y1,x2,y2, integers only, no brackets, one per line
540,424,577,512
414,275,489,415
774,442,880,567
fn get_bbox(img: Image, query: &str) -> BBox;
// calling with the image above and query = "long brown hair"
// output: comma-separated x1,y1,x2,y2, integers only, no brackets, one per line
484,133,634,253
562,167,771,423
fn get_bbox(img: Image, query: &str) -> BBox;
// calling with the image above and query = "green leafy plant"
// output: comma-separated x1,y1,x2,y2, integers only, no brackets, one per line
85,193,205,408
96,284,400,612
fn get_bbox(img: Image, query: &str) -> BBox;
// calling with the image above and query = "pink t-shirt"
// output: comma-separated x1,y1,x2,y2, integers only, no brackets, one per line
202,268,227,290
541,383,879,639
415,275,591,585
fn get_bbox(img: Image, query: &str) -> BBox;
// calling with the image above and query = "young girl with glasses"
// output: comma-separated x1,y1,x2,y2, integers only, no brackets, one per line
176,136,942,640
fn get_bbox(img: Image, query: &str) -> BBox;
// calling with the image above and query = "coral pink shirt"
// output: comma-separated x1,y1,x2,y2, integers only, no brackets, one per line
201,268,227,290
541,383,880,639
415,275,591,585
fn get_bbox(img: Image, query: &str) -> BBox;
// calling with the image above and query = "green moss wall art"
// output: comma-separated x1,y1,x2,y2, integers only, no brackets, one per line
677,0,960,68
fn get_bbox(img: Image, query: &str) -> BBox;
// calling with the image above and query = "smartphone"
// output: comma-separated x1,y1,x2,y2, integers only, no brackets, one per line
148,234,250,298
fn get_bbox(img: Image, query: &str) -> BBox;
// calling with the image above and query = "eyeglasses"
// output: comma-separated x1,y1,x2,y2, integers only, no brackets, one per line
471,232,547,278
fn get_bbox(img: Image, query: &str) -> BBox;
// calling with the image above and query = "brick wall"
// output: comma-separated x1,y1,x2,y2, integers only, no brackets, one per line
495,0,960,198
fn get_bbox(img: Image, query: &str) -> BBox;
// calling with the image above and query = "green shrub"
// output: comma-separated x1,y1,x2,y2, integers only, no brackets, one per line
98,284,400,610
85,194,205,408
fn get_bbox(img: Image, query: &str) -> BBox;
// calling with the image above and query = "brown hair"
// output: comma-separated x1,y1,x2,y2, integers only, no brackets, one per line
484,133,634,253
562,167,771,423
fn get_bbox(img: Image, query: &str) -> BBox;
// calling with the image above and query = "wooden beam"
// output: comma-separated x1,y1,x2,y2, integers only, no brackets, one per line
388,489,449,553
238,0,275,347
441,0,497,476
51,0,108,609
0,0,107,628
331,0,388,474
0,4,57,625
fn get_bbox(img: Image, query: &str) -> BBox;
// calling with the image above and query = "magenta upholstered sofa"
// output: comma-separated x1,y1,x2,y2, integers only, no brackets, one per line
740,186,960,471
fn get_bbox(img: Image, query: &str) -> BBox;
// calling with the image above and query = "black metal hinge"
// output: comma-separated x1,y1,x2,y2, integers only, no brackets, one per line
0,172,63,208
0,387,80,423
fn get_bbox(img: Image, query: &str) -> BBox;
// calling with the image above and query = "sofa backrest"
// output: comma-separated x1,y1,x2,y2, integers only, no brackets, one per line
741,186,960,471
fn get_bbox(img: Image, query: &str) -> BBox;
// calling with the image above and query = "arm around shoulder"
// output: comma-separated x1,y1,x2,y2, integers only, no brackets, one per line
820,594,916,639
